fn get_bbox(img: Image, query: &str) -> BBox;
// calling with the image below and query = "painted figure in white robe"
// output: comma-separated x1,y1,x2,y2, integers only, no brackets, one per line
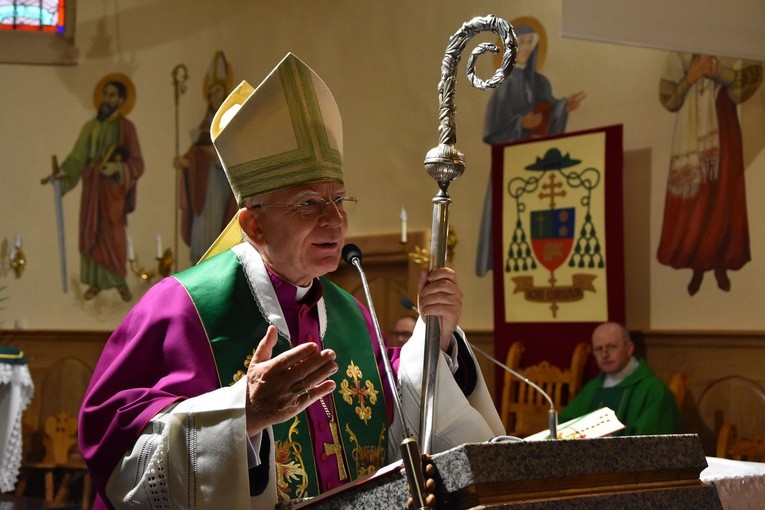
656,52,762,295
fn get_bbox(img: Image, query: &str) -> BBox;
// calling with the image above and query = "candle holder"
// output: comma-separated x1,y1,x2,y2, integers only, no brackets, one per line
10,249,25,278
128,248,174,283
407,227,458,266
1,236,26,279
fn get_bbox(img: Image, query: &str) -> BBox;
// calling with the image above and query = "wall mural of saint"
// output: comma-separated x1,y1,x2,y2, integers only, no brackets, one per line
173,51,238,264
477,16,586,277
55,73,144,302
656,53,763,295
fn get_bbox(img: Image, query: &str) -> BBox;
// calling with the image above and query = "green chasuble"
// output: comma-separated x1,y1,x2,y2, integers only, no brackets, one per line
174,249,388,501
559,359,683,436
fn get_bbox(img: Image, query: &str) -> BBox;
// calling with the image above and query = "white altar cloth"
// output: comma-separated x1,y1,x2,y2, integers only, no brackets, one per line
0,351,34,493
701,456,765,510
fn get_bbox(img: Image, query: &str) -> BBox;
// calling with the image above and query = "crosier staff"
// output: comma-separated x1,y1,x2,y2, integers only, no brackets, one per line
171,63,189,273
419,14,517,455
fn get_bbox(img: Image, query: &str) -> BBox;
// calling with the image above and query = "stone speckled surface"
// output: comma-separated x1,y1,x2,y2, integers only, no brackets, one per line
282,434,721,509
434,434,708,490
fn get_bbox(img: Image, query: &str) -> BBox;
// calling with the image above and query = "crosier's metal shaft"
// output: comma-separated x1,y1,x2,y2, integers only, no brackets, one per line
419,14,517,455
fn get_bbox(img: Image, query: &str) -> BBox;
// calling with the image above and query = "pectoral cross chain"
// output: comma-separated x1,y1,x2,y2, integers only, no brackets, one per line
321,399,348,481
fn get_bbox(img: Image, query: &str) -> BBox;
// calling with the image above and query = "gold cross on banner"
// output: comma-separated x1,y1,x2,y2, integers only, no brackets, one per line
324,421,348,481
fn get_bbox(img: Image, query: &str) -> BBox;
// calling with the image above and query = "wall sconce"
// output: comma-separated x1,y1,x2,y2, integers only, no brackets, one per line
127,234,173,283
1,234,26,279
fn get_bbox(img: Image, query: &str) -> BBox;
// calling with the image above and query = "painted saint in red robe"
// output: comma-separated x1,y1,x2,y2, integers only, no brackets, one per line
59,73,144,301
657,52,762,295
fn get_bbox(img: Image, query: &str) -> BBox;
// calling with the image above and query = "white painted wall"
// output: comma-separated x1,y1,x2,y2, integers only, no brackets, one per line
1,0,763,332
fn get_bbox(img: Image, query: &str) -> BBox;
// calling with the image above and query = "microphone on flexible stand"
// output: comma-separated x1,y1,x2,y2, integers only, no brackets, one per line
399,295,558,441
399,295,418,314
468,343,558,440
342,244,430,509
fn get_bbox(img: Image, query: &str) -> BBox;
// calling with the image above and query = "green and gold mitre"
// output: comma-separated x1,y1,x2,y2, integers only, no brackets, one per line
201,53,344,262
211,52,343,206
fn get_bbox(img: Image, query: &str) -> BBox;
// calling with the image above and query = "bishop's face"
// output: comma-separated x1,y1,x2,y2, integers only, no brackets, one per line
243,181,348,286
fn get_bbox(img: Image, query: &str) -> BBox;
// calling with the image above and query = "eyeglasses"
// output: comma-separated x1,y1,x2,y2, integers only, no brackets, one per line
248,196,358,219
592,343,626,356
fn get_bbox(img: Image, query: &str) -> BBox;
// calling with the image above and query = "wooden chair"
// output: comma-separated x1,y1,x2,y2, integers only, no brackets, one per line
568,342,592,396
717,424,765,462
16,411,91,507
500,341,592,437
668,372,688,409
15,357,93,509
698,375,765,457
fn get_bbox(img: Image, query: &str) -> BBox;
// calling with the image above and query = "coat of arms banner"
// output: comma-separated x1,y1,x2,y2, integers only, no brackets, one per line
491,125,625,373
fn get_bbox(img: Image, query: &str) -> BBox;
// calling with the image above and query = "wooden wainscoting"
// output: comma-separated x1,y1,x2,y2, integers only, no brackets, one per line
0,328,499,431
327,231,427,335
640,330,765,456
5,327,762,460
0,329,109,430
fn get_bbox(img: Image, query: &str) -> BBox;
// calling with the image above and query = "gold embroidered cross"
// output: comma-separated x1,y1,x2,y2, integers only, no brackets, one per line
324,421,348,481
339,360,379,424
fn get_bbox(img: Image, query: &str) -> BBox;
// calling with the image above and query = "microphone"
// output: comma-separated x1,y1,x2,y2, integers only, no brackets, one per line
343,244,429,507
341,243,362,266
400,295,417,313
398,295,558,441
342,244,405,432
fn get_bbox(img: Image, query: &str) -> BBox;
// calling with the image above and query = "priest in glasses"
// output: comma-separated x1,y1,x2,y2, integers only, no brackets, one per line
79,53,503,509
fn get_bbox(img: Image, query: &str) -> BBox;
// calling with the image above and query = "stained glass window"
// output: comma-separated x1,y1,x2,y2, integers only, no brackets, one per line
0,0,65,33
0,0,74,64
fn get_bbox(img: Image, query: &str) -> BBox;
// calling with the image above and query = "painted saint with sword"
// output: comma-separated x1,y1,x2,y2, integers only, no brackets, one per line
43,73,144,301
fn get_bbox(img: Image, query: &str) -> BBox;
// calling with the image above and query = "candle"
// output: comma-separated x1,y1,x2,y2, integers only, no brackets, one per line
127,236,135,261
399,207,407,244
14,233,21,249
156,234,163,259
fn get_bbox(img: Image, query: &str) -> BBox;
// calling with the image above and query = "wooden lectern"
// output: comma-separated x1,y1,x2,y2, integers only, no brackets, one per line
283,434,721,509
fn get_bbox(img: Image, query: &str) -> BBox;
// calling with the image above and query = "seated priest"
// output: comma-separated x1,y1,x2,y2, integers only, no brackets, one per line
559,322,683,436
79,53,504,509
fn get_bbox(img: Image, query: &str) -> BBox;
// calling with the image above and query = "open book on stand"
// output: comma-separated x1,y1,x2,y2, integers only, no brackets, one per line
525,407,625,441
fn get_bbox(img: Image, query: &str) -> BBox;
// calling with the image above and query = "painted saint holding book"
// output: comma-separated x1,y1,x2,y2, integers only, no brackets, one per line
478,16,586,277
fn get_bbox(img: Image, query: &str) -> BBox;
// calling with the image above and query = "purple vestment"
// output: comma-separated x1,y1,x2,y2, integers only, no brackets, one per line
79,269,398,508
